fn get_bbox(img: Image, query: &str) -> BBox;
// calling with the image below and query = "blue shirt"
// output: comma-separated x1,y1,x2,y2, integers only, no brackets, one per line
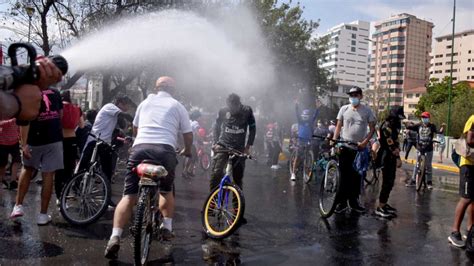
295,104,319,141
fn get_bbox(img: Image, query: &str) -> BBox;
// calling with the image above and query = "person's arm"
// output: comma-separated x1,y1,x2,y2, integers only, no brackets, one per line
360,121,376,149
182,132,193,157
333,120,343,141
213,110,223,144
20,125,32,159
246,108,256,147
467,123,474,147
295,103,301,123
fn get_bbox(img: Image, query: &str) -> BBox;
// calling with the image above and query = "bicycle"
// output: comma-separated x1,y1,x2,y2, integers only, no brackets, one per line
197,141,211,171
414,140,439,192
59,133,117,225
288,139,314,183
201,148,252,239
130,161,169,266
364,150,382,186
313,136,358,218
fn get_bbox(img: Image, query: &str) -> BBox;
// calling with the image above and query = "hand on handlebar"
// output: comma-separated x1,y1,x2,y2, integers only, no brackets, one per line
179,148,192,158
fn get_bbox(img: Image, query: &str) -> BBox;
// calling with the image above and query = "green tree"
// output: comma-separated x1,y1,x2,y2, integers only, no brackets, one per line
417,77,473,137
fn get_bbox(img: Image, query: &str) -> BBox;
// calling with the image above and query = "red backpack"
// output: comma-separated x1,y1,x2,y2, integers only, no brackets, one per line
62,102,81,129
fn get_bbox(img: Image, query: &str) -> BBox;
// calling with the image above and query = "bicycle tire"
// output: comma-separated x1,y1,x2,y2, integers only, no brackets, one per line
319,159,340,218
201,184,245,239
416,155,426,192
133,187,153,266
200,152,211,171
303,150,314,183
59,170,111,226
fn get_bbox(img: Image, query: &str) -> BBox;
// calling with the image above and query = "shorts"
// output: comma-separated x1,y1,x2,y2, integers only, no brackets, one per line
296,139,311,155
123,144,177,195
23,142,64,172
0,143,21,167
460,165,474,199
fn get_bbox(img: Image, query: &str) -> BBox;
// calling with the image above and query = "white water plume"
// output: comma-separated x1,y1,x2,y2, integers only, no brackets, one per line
61,8,275,97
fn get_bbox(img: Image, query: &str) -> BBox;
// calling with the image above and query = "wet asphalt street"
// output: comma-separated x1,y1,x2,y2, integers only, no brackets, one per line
0,159,472,265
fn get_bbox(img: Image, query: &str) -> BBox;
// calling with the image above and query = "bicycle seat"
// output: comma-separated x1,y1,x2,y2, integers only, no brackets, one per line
135,163,168,179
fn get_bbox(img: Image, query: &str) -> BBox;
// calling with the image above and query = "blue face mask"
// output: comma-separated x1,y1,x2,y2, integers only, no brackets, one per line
422,118,430,124
349,97,360,106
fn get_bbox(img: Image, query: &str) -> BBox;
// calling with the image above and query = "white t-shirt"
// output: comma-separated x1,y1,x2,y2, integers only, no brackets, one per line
133,91,192,148
191,120,200,145
90,103,122,144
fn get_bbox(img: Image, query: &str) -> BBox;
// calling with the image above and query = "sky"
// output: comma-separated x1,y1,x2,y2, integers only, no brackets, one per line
299,0,473,37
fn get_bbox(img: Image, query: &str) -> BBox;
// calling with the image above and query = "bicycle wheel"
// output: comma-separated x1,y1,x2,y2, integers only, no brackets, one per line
303,150,314,183
319,159,340,218
200,152,211,171
416,155,426,192
133,187,153,266
59,171,111,226
364,161,378,185
202,184,245,239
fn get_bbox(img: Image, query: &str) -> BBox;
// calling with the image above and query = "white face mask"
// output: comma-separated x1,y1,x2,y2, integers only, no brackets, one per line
349,97,360,106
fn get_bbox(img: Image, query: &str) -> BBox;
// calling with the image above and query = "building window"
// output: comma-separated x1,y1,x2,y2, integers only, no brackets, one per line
435,62,442,66
469,59,471,62
352,33,356,39
469,50,472,54
415,93,420,97
351,47,356,52
453,77,457,81
435,54,443,58
388,79,403,85
408,104,417,108
345,25,351,30
351,40,356,45
446,45,452,49
446,52,459,57
407,94,414,99
468,67,471,71
389,62,404,68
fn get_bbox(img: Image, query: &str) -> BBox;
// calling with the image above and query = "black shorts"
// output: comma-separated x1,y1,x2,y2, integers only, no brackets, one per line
123,144,177,195
459,165,474,199
0,143,21,167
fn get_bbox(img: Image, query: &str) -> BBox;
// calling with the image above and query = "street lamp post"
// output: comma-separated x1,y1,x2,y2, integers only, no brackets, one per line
24,3,35,42
447,0,456,136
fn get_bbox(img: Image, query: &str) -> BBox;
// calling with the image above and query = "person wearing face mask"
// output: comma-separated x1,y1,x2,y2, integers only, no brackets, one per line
313,120,330,160
332,86,376,214
375,107,405,218
405,112,437,189
211,93,256,192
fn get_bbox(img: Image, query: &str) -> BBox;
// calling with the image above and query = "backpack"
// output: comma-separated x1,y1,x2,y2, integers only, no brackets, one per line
454,135,474,161
62,102,81,129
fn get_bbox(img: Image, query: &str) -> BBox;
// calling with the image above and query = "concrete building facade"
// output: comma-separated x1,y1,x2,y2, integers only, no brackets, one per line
403,86,426,120
320,20,370,108
369,13,433,109
430,29,474,82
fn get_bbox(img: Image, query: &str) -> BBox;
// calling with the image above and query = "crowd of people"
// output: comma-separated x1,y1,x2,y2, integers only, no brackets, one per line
0,57,473,258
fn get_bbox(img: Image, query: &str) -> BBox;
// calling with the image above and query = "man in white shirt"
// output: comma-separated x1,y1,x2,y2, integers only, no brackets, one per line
105,76,193,260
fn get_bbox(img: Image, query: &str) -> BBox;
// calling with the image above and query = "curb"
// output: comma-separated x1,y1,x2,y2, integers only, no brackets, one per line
402,158,459,173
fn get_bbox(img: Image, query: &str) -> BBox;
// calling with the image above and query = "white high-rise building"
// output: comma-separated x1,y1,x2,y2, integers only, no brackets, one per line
320,20,370,107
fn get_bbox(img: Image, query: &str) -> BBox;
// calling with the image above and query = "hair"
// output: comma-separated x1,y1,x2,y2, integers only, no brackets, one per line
114,94,136,108
86,109,98,123
227,93,241,105
61,90,71,103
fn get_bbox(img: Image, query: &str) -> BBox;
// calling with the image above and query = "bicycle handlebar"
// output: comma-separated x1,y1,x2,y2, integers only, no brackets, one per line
313,135,358,147
215,148,254,160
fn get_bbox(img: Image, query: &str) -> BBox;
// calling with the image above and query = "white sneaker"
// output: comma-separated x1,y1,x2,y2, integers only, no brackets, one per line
10,205,24,220
271,165,278,170
290,173,296,181
37,213,52,225
275,165,282,169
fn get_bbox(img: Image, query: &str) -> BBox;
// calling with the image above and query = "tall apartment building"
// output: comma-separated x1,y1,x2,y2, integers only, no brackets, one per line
320,20,370,107
430,29,474,82
369,13,433,109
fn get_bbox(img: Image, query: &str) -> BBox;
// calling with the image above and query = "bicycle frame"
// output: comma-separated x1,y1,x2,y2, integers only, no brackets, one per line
216,154,236,210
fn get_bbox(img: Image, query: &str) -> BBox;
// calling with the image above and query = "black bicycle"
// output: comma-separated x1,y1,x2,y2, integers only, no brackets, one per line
59,134,117,225
414,140,439,191
314,136,358,218
364,150,382,186
130,161,169,266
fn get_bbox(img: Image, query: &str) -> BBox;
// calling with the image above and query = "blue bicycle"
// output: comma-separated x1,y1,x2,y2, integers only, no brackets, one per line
201,148,251,239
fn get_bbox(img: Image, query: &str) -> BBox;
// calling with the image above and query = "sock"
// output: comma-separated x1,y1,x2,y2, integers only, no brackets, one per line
160,217,173,231
111,228,123,239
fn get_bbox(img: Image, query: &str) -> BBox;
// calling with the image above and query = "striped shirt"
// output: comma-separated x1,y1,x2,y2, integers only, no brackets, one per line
0,119,19,145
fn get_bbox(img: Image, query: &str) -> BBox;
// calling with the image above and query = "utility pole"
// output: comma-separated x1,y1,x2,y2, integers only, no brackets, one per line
447,0,456,136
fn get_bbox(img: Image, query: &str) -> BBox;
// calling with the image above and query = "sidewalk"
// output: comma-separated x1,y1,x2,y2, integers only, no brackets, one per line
400,149,459,173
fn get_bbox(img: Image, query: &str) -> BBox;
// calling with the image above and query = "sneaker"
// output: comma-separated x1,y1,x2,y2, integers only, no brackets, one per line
448,231,465,248
427,181,433,190
349,200,366,214
271,165,278,170
334,202,349,214
384,204,397,214
159,228,175,241
37,213,52,225
10,205,24,220
290,173,296,181
275,165,282,169
9,180,18,190
405,180,416,187
375,207,394,218
104,236,120,260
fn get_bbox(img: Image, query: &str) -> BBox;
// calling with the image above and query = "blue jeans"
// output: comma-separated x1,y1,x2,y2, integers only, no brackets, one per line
412,150,433,182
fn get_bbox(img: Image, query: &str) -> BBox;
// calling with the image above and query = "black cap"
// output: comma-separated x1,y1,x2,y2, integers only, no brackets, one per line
388,106,406,119
346,86,363,95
